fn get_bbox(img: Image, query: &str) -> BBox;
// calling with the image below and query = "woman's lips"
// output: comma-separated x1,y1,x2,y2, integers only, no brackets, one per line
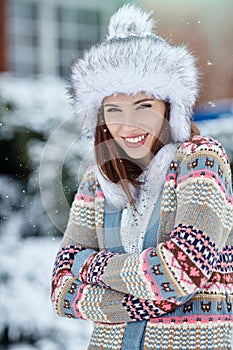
122,133,148,148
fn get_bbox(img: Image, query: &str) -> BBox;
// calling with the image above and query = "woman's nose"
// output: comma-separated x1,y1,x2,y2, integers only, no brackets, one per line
121,111,148,134
121,120,139,134
122,110,137,127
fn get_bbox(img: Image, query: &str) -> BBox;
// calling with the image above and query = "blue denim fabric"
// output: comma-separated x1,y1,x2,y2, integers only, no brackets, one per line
121,321,147,350
103,201,126,254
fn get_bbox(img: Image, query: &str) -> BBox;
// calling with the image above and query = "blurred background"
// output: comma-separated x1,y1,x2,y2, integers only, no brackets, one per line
0,0,233,349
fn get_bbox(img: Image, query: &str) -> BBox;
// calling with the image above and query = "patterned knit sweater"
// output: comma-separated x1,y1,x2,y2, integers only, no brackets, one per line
51,136,233,350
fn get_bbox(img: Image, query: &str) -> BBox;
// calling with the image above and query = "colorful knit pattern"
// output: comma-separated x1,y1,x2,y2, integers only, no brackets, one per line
51,244,85,319
51,136,233,349
79,250,115,287
95,224,219,303
161,224,218,293
122,294,177,320
77,283,133,324
88,323,126,350
144,319,233,350
51,244,82,294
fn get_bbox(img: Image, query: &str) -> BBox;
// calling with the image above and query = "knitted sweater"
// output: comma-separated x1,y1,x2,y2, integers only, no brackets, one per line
51,135,233,350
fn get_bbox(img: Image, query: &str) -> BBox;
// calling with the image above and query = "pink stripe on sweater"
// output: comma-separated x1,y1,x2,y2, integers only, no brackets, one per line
150,314,233,324
95,190,105,199
75,193,95,202
166,169,232,203
141,248,163,299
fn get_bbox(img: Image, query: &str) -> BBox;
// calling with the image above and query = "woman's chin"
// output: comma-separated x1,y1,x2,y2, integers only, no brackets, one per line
124,149,154,166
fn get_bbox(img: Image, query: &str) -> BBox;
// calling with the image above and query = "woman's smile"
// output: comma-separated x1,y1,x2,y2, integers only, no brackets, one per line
122,133,149,147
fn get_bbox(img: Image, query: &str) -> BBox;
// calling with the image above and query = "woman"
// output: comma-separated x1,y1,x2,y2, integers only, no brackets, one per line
51,4,233,349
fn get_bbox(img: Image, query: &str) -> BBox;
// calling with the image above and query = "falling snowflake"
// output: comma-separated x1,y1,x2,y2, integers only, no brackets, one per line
208,101,216,108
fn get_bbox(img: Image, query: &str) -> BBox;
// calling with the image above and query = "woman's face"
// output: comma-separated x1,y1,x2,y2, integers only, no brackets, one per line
103,92,166,165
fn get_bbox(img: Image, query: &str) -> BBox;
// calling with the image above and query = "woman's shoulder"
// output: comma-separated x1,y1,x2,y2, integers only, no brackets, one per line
175,135,232,183
177,135,229,162
83,164,97,180
179,135,226,156
76,164,98,196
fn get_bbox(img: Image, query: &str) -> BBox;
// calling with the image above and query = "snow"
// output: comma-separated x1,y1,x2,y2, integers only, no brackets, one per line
0,74,93,349
0,237,92,350
0,74,71,132
196,114,233,161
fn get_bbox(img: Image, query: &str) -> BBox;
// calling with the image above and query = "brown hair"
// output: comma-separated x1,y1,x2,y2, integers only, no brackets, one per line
94,103,200,206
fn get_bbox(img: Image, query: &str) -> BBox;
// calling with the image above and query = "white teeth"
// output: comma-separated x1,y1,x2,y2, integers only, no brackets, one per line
124,134,146,143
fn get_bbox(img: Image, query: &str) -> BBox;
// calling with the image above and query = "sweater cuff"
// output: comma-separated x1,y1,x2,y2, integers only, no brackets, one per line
79,250,116,287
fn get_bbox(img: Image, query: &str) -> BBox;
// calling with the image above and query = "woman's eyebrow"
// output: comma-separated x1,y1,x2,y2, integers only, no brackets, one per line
103,103,120,107
133,98,154,105
104,98,154,108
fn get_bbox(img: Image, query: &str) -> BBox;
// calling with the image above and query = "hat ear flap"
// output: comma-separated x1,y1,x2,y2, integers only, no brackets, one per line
169,103,191,142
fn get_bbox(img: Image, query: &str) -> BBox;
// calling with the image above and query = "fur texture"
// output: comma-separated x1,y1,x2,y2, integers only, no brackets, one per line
107,3,156,39
70,3,199,143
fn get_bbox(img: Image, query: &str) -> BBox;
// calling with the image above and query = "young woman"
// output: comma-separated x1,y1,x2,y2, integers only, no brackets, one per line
51,4,233,349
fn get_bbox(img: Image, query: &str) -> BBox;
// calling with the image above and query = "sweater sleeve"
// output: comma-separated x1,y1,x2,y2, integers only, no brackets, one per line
76,137,233,305
51,166,170,323
51,242,177,322
51,243,132,323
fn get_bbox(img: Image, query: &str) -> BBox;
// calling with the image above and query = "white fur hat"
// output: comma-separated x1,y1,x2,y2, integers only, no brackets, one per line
70,3,199,142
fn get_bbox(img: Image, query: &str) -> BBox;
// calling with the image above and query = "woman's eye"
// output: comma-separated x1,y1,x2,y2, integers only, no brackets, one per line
137,103,152,110
106,107,122,112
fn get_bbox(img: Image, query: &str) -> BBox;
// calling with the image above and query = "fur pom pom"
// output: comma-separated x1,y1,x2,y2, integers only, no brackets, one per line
107,3,156,39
